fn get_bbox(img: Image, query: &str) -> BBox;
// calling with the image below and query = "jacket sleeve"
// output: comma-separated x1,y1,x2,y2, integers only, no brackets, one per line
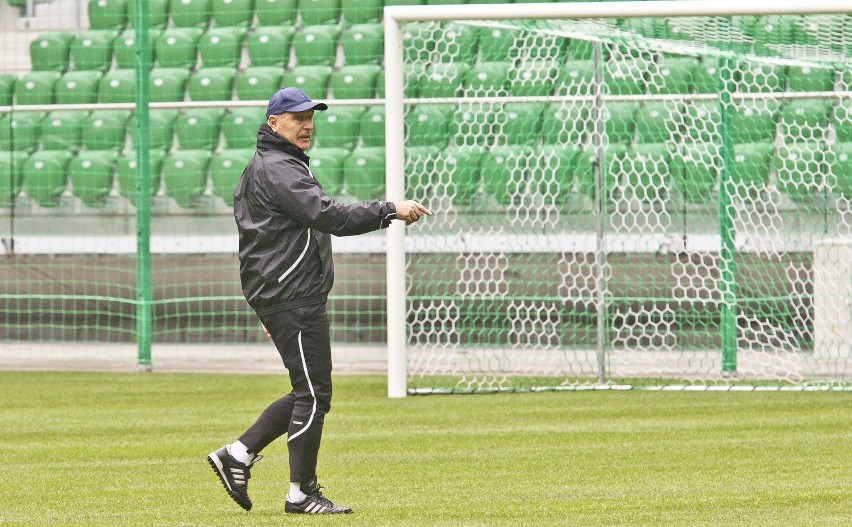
258,157,397,236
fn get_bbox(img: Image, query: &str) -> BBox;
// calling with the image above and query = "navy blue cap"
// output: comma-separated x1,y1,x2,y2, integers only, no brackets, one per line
266,87,328,117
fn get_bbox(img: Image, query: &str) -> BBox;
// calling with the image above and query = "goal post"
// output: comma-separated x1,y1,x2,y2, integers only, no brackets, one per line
384,0,852,396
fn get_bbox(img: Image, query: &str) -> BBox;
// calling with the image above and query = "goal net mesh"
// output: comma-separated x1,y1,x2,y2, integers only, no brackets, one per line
399,14,852,392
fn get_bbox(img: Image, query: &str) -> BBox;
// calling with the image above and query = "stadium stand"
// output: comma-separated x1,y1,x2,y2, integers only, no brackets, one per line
14,71,60,105
69,150,117,207
55,71,102,104
21,149,71,207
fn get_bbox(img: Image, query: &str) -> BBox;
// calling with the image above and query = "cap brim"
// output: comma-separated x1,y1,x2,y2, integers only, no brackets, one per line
288,101,328,112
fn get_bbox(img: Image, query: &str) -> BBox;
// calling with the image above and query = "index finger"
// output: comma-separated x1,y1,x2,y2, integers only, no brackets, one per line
416,203,433,215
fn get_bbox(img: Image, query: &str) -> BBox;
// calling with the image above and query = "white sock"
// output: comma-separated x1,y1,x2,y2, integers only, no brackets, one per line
228,441,255,465
288,482,306,503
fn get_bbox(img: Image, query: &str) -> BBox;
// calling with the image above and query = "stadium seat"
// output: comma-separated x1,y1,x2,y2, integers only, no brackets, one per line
463,61,509,93
478,25,522,63
574,145,624,202
330,65,381,99
98,69,136,103
129,109,180,151
112,28,160,69
69,150,117,207
55,71,102,104
502,102,545,146
254,0,298,26
731,142,773,194
149,67,190,102
246,26,295,67
681,100,719,144
780,99,829,142
691,60,720,94
210,0,254,27
40,110,86,151
649,56,698,95
87,0,127,30
541,102,590,147
340,0,382,24
293,25,341,67
82,109,131,151
603,101,638,145
359,105,384,147
198,27,245,68
341,23,383,65
161,149,212,208
304,147,348,196
405,145,442,200
605,59,647,96
127,0,169,29
70,30,118,72
737,60,786,93
283,66,332,99
676,145,718,204
731,100,780,144
406,104,454,148
568,38,594,61
435,22,479,64
313,105,364,150
635,102,681,144
0,74,15,105
15,71,61,105
188,67,236,101
418,63,469,99
480,145,531,205
774,142,830,201
619,144,675,203
116,150,165,202
30,32,74,72
155,27,203,69
0,112,43,152
221,106,267,149
174,108,225,150
509,60,559,97
835,98,852,143
831,142,852,198
0,151,28,206
401,22,437,65
440,146,483,205
169,0,211,28
299,0,341,25
749,15,795,48
210,148,254,205
555,60,594,96
786,65,835,92
22,150,72,207
235,67,284,101
343,147,384,201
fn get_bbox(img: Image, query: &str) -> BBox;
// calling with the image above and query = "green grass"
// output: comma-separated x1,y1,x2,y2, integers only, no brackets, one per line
1,372,850,526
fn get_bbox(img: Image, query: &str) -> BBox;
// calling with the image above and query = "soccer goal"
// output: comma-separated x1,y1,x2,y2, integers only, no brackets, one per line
384,0,852,395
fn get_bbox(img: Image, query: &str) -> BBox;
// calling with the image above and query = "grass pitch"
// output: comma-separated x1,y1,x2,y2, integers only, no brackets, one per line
0,372,850,526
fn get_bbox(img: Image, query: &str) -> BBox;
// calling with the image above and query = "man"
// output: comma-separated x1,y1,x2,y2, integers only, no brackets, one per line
207,87,431,515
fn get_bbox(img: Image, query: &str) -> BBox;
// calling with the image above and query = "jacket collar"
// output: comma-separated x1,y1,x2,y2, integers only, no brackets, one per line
256,123,310,165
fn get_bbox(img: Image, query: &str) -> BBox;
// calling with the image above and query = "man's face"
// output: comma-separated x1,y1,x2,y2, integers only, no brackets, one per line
268,110,315,151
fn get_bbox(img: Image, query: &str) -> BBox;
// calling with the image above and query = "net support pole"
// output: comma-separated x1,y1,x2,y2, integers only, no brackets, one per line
591,41,608,386
385,12,407,398
134,0,153,372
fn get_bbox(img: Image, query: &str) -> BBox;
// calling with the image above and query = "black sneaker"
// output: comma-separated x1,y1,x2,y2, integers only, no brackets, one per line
285,480,353,514
207,445,262,511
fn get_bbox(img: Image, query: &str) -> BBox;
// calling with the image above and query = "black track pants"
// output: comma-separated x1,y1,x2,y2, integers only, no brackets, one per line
238,302,333,484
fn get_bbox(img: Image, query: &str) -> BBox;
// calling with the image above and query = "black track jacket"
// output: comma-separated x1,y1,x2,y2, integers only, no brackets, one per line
235,124,397,315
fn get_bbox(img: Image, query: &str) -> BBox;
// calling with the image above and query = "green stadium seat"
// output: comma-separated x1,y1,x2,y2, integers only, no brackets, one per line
635,102,681,144
835,98,852,144
605,59,647,96
129,109,180,150
246,26,295,67
69,150,117,207
435,22,479,64
0,112,43,152
556,60,594,96
574,145,624,202
441,146,483,205
359,105,384,147
340,0,382,24
619,144,674,203
343,146,384,200
188,67,235,101
418,63,468,99
235,67,284,101
198,27,245,68
113,28,160,69
737,60,786,93
283,66,332,99
155,27,202,68
82,109,131,151
401,22,437,65
749,15,795,48
774,142,830,201
254,0,298,25
210,148,254,205
40,110,86,151
341,23,383,65
299,0,341,25
174,108,225,150
681,100,719,145
405,144,442,201
128,0,169,29
116,150,165,202
406,104,454,148
691,60,720,94
293,25,341,67
463,61,508,93
0,74,15,105
831,142,852,198
55,71,102,104
98,69,136,103
542,102,590,147
0,151,28,206
169,0,211,28
603,101,638,145
15,71,61,105
841,68,852,92
478,25,522,63
330,65,381,99
786,65,835,92
649,56,697,95
221,106,267,149
481,145,531,205
149,67,190,102
780,99,829,142
87,0,127,30
676,145,718,204
731,100,780,144
22,150,72,207
568,38,594,61
509,60,559,97
305,147,348,196
503,102,545,146
70,30,118,72
730,142,773,193
30,32,74,72
161,149,212,208
313,105,364,150
211,0,255,27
